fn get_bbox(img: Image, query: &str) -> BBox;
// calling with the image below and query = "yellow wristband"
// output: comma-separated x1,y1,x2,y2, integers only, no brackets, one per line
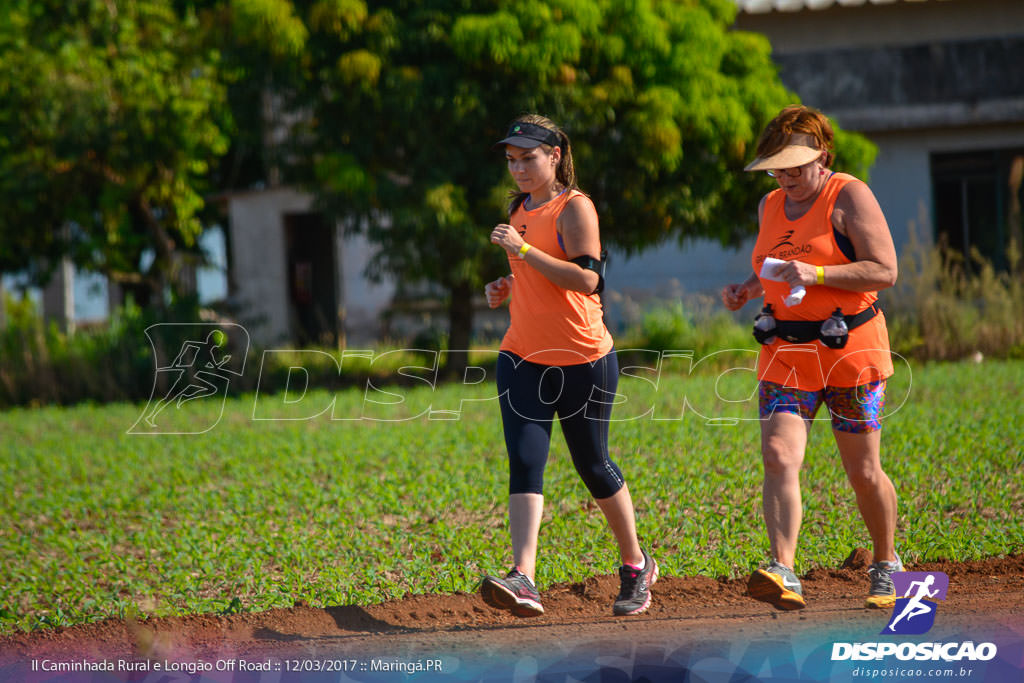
518,243,531,258
816,265,825,285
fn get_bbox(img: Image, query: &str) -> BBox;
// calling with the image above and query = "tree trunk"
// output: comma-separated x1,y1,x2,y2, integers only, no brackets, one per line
119,279,154,310
41,257,75,335
133,195,174,311
443,280,474,381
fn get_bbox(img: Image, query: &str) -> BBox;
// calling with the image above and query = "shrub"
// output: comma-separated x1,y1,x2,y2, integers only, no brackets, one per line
624,297,756,361
0,295,198,407
882,230,1024,361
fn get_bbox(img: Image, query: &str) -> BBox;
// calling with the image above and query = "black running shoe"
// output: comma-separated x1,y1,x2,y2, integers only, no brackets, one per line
480,568,544,617
613,548,659,616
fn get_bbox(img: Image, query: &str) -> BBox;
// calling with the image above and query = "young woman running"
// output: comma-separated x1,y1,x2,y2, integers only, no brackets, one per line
479,114,657,617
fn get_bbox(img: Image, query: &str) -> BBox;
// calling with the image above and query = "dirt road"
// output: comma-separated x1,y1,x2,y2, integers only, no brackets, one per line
2,552,1022,682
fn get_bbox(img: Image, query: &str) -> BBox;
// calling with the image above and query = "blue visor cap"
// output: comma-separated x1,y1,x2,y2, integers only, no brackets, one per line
494,122,561,149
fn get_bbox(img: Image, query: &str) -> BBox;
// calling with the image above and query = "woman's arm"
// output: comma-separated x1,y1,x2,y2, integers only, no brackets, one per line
722,272,764,311
721,195,768,311
773,180,897,292
827,180,898,290
489,196,602,293
484,275,514,308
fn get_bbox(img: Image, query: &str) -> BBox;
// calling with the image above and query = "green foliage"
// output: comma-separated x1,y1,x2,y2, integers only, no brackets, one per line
294,0,807,260
0,0,879,373
308,0,368,38
0,293,482,407
230,0,875,371
1,360,1020,633
832,126,877,183
232,0,309,58
640,302,698,353
0,294,199,407
628,300,755,359
0,0,229,304
882,230,1024,360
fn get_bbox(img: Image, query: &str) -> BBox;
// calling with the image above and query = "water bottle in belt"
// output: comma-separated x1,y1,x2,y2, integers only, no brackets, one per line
753,304,778,345
819,307,849,349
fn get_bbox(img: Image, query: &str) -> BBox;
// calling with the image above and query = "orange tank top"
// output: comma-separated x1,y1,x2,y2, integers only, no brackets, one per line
500,189,614,366
751,172,893,390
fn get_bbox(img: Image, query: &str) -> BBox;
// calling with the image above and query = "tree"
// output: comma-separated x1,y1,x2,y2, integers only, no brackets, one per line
0,0,229,308
275,0,877,375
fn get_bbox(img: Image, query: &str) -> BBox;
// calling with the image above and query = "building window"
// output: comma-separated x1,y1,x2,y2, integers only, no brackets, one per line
931,149,1024,271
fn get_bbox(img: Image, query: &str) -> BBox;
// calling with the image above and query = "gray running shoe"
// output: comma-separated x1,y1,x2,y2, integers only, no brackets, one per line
748,560,806,610
480,568,544,617
613,548,659,616
865,556,904,609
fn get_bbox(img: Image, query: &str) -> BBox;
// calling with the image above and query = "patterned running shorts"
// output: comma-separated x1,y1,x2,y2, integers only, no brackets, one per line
758,379,887,433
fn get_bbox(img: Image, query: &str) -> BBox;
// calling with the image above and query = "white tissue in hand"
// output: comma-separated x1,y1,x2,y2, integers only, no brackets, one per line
784,286,806,307
760,257,806,307
758,257,788,281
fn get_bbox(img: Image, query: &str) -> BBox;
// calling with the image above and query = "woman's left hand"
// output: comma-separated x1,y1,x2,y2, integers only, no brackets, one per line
491,223,526,256
774,260,818,288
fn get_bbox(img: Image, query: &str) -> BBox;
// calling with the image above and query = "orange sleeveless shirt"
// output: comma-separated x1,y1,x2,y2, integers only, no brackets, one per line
500,189,614,366
752,172,893,390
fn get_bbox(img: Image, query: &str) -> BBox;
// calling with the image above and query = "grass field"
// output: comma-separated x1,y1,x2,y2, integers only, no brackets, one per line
2,357,1022,634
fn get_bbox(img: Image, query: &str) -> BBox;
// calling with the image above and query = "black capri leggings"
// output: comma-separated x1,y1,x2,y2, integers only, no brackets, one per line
496,350,624,499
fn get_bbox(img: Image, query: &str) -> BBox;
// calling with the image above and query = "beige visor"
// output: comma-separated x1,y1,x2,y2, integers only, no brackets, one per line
744,133,822,172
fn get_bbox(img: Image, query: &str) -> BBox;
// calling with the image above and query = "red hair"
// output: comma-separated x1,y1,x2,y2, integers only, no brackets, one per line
756,105,835,167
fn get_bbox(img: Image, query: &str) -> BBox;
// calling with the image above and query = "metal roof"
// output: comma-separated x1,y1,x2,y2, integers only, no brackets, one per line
735,0,940,13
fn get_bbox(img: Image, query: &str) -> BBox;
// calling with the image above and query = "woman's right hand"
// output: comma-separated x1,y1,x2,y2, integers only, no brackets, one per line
721,274,764,311
485,276,513,308
490,224,526,257
721,282,751,311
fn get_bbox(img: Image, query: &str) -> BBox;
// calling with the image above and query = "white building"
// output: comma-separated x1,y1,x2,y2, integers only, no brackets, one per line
221,187,395,346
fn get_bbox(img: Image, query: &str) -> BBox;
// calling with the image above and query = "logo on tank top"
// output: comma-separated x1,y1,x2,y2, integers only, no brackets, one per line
771,230,796,250
754,243,813,268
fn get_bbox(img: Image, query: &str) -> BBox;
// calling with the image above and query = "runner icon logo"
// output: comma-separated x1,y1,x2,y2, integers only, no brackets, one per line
128,323,249,435
882,571,949,635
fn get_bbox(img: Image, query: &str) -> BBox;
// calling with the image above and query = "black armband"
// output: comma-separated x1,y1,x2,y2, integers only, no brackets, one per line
570,249,607,294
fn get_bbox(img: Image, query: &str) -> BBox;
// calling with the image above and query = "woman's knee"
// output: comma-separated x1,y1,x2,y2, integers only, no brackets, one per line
575,459,623,499
761,437,803,477
845,461,887,491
